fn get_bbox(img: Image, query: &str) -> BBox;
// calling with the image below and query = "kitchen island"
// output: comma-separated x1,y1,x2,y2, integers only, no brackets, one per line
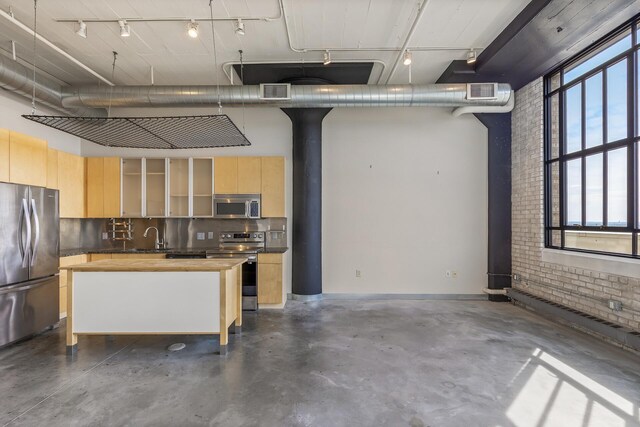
60,258,246,355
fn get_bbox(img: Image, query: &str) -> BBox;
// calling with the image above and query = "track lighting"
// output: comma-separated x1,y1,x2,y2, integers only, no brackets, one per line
466,49,477,64
235,19,245,36
76,20,87,38
118,20,130,37
403,50,412,66
323,50,331,66
187,20,199,38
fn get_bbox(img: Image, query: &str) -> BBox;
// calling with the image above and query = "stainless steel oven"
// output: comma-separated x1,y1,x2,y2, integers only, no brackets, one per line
213,194,260,219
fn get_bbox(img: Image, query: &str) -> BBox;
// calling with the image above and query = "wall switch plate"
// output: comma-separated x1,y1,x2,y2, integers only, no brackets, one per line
356,270,361,278
196,232,205,240
208,232,214,239
608,300,623,311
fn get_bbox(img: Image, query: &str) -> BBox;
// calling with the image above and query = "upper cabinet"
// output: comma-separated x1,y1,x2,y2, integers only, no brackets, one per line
145,159,166,217
47,148,58,189
121,158,143,217
58,151,85,218
192,158,214,217
86,157,121,218
168,158,190,217
214,157,237,194
261,157,285,218
9,130,47,187
237,157,261,194
0,129,9,183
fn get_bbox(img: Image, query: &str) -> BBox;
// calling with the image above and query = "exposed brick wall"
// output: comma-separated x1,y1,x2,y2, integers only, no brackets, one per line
511,78,640,332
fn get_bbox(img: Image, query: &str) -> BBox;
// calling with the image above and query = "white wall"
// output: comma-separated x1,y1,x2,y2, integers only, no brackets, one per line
323,108,488,294
0,90,82,154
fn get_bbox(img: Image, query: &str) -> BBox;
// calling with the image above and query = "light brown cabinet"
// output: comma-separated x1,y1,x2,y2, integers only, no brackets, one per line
59,255,88,318
47,148,59,189
110,253,166,260
261,157,285,217
237,157,262,194
214,157,238,194
0,129,9,183
258,253,283,305
58,151,86,218
9,130,47,187
86,157,122,218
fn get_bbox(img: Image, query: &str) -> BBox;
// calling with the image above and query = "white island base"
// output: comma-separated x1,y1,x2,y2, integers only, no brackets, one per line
61,259,244,355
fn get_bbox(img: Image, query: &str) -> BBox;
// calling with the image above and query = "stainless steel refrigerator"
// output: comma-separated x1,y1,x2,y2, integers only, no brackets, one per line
0,182,59,347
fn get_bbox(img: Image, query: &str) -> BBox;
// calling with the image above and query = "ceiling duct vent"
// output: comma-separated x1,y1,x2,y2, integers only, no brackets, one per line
260,83,291,100
467,83,498,100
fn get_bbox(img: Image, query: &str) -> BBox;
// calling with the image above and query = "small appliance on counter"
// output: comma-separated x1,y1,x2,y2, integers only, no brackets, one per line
213,194,260,219
0,182,60,347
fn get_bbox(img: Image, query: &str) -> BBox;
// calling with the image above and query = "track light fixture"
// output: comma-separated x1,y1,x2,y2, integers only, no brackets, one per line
235,19,245,36
467,49,477,64
403,50,412,66
187,19,199,38
323,50,331,66
118,20,130,37
76,20,87,38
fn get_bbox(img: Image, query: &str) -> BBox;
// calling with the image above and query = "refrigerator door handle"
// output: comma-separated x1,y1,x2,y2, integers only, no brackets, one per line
30,198,40,267
19,198,31,268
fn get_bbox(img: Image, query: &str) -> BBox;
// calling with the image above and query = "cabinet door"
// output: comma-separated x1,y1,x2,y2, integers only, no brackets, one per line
47,148,58,189
261,157,285,217
145,159,166,217
9,131,47,187
59,255,88,318
214,157,238,194
192,158,213,216
0,129,9,182
258,261,283,305
58,151,86,218
237,157,261,194
86,157,104,217
103,157,121,218
168,158,190,217
89,254,112,261
121,159,142,217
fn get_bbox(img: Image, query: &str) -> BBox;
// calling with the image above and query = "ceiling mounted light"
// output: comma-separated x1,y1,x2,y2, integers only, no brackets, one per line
118,20,130,37
467,49,477,64
403,50,412,66
76,20,87,38
187,20,199,38
235,19,245,36
323,50,331,66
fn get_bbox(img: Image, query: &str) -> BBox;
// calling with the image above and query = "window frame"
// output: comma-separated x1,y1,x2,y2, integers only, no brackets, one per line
544,18,640,258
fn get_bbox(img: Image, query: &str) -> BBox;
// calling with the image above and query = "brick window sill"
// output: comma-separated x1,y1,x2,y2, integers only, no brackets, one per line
542,248,640,279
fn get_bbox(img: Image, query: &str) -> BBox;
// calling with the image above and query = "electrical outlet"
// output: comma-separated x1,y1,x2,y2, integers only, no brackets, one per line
196,232,205,240
208,231,214,239
451,271,458,279
356,270,361,278
445,270,452,278
102,232,109,240
513,273,520,281
608,300,623,311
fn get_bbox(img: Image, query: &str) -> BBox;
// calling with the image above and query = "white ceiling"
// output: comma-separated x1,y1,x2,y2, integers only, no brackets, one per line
0,0,529,86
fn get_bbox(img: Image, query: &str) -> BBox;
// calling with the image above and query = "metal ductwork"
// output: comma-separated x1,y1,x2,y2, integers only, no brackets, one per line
61,83,513,109
0,54,104,117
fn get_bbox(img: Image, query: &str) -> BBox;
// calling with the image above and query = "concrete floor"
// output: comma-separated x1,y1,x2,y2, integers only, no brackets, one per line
1,300,639,427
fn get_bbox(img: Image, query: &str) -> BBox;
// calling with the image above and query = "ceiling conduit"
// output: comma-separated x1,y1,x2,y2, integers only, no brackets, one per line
60,83,512,109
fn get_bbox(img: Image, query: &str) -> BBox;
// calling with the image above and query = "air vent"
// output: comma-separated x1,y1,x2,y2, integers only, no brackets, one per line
260,83,291,100
467,83,498,100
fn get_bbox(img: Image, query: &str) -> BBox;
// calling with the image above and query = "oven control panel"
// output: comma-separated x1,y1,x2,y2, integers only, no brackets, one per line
219,232,265,243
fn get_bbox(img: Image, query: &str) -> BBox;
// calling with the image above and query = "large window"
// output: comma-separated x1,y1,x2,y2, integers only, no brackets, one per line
544,21,639,257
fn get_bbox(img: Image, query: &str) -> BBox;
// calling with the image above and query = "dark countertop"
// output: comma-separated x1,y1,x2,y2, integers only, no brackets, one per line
60,247,288,257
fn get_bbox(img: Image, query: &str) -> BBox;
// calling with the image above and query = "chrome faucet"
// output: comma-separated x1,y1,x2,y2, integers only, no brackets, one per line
143,226,165,249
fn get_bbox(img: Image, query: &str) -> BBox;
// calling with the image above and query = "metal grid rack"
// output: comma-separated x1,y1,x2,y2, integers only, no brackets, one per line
22,114,251,149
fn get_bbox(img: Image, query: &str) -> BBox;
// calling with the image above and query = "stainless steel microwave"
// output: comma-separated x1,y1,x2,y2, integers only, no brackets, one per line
213,194,261,219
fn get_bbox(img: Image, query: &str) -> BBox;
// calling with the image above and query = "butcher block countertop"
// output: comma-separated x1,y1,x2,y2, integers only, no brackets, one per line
59,258,247,272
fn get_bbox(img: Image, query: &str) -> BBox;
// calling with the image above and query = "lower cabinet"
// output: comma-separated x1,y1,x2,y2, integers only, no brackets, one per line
59,255,88,318
258,253,283,305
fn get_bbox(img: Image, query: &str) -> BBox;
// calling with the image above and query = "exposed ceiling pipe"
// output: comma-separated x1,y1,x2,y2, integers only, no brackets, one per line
384,0,431,84
0,54,103,116
0,7,114,86
60,83,512,109
452,91,515,116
